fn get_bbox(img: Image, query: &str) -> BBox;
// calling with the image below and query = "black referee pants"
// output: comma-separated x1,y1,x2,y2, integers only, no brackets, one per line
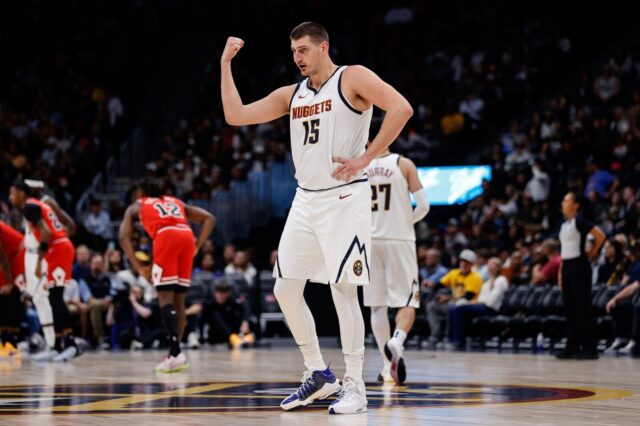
562,259,596,352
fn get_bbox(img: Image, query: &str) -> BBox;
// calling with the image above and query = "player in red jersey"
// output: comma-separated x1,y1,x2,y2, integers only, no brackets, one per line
9,181,79,362
0,221,26,358
119,184,215,373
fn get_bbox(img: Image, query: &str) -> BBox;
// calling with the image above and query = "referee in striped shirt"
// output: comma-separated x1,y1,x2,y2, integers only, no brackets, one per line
556,191,605,360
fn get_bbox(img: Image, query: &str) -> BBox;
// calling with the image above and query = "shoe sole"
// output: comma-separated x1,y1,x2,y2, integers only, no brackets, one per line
155,362,190,373
385,343,406,384
280,381,341,411
328,405,368,414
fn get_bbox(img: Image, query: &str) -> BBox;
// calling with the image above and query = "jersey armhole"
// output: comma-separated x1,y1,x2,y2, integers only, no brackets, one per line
338,67,363,115
288,81,303,111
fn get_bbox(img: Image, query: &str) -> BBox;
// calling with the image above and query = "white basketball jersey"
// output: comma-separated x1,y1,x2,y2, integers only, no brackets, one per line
368,153,415,241
289,66,373,190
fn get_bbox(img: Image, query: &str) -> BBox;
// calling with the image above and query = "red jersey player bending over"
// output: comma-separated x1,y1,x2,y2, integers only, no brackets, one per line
10,181,79,362
0,220,26,358
119,184,215,373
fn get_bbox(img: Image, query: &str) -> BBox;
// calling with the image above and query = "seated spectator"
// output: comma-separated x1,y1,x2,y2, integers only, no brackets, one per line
605,280,640,358
107,284,164,350
115,251,156,303
207,280,254,349
222,244,236,268
502,250,531,285
84,198,112,248
448,257,510,349
72,245,91,283
420,248,449,294
64,279,88,339
425,249,483,349
593,64,620,104
531,240,561,285
182,296,204,349
583,160,619,199
225,250,257,285
598,239,624,284
79,254,116,348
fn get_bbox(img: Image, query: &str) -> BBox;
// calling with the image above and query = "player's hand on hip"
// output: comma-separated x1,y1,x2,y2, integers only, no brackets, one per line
332,155,369,182
221,37,244,63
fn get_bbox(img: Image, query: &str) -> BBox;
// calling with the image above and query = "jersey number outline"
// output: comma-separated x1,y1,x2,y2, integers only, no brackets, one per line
47,211,64,231
371,184,391,211
153,201,183,218
302,119,320,145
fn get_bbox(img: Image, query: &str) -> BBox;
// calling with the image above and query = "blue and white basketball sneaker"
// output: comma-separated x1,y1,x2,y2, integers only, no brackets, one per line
280,366,341,411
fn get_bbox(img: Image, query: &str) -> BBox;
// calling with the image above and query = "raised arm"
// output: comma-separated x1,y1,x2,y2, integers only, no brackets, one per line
333,65,413,181
184,204,216,255
399,156,430,223
220,37,294,126
44,197,76,236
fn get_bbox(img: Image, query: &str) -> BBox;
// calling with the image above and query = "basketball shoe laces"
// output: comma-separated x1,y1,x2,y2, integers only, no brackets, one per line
335,378,360,403
296,370,318,399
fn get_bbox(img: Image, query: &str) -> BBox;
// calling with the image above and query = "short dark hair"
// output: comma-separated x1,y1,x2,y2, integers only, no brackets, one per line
567,190,584,210
12,180,32,196
290,22,329,44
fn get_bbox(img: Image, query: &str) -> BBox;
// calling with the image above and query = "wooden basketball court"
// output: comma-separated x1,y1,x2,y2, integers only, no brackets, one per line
0,345,637,425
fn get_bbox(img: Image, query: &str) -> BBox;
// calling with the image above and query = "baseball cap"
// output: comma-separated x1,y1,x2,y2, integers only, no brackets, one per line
459,249,477,264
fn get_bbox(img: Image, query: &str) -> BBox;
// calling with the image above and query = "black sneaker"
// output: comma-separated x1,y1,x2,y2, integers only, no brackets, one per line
575,350,599,360
554,349,576,359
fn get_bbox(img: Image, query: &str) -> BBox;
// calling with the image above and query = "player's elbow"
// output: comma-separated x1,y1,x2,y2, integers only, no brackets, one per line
399,100,413,120
224,111,244,126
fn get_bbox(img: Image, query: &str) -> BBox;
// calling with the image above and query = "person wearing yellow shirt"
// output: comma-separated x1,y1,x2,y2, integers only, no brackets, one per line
425,249,483,349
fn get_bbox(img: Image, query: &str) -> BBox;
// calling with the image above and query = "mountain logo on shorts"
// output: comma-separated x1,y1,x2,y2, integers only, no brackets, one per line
353,260,363,276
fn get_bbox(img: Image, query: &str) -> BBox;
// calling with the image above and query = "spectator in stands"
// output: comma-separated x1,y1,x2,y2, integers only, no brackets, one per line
502,250,530,285
597,239,624,284
107,284,164,350
525,158,550,202
105,248,124,275
448,257,510,349
207,280,253,349
531,240,561,285
443,219,469,254
459,93,485,124
64,279,88,339
593,64,620,104
584,160,619,199
225,250,257,285
79,254,116,348
84,198,113,245
425,249,483,349
72,245,91,283
194,253,216,274
114,251,155,303
556,191,606,360
222,244,236,268
504,141,533,172
420,248,449,292
605,273,640,358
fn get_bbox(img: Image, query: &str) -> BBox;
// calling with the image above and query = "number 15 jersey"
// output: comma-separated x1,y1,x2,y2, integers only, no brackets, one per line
289,66,373,191
139,196,190,239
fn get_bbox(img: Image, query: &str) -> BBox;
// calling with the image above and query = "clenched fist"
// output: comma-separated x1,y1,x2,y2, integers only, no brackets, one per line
221,37,244,64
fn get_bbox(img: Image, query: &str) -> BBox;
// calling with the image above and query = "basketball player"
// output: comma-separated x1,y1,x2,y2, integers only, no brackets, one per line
0,220,26,358
220,22,413,414
22,179,76,360
9,181,79,362
119,184,215,373
364,148,430,384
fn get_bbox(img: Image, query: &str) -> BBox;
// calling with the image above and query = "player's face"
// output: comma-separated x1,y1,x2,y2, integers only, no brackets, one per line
291,36,327,76
8,186,25,208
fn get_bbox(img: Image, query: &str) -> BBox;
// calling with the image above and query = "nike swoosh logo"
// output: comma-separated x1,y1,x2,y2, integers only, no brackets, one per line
298,94,307,99
339,194,352,200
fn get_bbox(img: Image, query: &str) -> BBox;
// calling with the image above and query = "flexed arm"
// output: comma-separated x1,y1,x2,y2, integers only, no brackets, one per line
220,37,294,126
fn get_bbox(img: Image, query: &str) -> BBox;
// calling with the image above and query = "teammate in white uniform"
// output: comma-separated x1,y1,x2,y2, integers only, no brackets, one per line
221,22,413,414
364,150,430,384
22,180,76,360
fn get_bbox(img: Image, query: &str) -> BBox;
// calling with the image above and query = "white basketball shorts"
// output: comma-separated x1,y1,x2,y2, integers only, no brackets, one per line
274,180,371,285
363,239,420,308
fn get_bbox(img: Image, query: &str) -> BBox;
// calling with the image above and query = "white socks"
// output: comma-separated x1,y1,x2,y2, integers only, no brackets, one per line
330,281,365,380
390,328,407,346
370,306,391,369
274,278,326,372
